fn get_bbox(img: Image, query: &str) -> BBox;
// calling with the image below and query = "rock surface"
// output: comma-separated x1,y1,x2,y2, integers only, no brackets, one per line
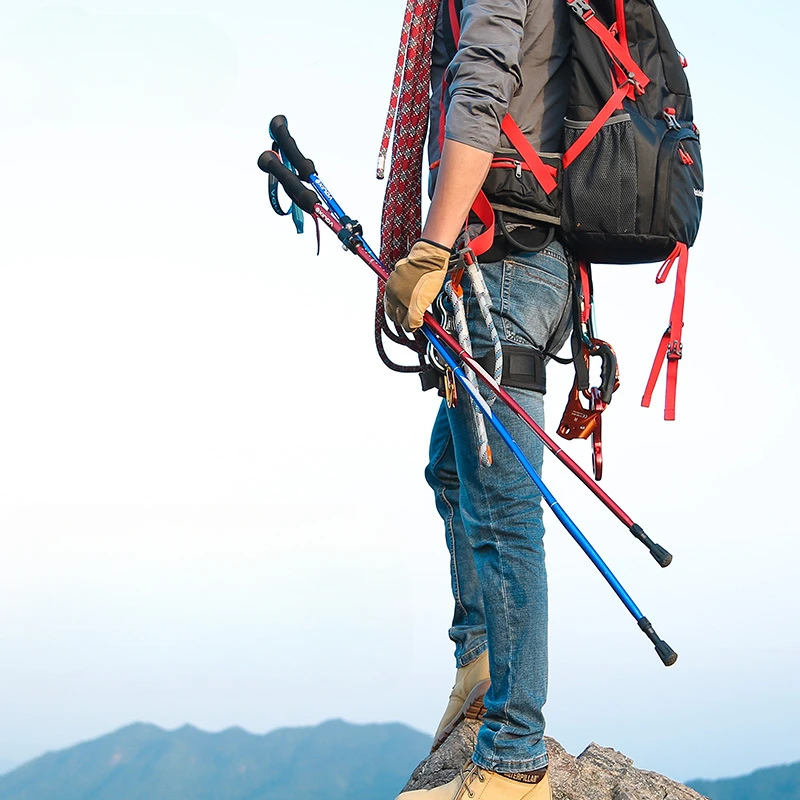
401,719,708,800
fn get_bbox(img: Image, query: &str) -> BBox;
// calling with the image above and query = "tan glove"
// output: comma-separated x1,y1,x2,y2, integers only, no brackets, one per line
384,239,451,332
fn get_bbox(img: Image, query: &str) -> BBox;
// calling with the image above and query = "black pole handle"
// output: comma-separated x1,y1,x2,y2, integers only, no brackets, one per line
269,115,317,182
257,151,319,214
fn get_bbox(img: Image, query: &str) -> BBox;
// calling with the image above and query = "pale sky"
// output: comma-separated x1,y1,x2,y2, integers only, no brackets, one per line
0,0,797,785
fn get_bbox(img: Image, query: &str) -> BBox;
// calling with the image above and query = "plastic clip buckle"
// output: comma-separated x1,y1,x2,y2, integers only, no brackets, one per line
628,74,645,95
662,108,682,130
567,0,595,20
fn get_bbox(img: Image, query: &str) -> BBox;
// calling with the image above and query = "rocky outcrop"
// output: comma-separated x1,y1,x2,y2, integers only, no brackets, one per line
401,719,708,800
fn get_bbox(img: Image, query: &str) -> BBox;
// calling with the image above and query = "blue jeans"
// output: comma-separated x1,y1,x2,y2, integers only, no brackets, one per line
425,243,572,773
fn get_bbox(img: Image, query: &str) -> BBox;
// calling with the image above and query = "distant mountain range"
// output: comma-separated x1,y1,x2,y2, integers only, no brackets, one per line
687,761,800,800
0,719,797,800
0,758,18,775
0,719,431,800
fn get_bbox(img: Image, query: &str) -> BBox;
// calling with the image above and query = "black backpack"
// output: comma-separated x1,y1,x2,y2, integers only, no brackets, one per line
443,0,703,429
560,0,703,265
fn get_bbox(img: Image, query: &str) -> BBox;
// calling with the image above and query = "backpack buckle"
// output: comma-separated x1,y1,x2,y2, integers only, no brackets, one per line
567,0,595,20
667,340,683,360
662,107,682,130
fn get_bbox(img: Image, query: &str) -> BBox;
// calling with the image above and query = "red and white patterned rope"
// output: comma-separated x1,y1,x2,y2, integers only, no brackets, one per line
374,0,440,371
378,0,438,272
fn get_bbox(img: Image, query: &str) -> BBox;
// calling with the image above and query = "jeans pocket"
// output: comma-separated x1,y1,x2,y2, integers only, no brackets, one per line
500,249,571,352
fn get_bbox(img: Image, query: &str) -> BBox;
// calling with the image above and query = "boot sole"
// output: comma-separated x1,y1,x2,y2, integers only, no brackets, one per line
430,679,490,753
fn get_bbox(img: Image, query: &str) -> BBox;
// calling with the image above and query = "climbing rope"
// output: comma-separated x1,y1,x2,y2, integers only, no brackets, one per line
444,254,503,467
375,0,440,371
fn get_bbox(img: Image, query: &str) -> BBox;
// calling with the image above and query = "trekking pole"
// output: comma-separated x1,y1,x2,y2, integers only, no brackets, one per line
261,120,673,570
258,150,678,668
269,115,380,261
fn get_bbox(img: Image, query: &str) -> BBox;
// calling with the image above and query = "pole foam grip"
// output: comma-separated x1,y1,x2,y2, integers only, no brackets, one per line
269,115,317,182
257,151,318,214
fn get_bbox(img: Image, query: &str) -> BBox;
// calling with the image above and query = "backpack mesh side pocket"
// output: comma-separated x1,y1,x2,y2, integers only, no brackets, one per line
562,114,637,236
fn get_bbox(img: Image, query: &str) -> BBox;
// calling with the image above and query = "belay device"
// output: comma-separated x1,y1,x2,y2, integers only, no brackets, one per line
260,117,679,667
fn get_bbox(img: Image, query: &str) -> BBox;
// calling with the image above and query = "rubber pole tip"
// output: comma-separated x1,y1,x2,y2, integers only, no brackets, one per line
656,640,678,667
650,543,673,568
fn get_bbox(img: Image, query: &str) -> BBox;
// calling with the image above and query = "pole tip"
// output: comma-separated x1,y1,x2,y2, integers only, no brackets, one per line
650,542,673,568
656,640,678,667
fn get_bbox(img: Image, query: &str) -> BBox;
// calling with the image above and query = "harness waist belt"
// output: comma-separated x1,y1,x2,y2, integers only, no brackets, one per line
477,344,547,395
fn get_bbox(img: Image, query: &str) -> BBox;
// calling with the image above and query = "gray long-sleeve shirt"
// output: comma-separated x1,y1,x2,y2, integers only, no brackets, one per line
428,0,571,171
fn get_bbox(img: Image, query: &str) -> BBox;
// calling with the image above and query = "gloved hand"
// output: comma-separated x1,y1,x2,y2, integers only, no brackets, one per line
384,239,451,331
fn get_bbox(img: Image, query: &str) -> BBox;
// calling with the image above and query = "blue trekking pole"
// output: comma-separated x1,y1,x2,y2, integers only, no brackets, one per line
258,142,678,668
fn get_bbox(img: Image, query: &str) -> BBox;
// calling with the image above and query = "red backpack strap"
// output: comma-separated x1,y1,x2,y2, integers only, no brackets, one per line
562,81,632,168
562,0,652,169
565,0,650,90
501,115,558,195
468,190,497,257
641,243,689,420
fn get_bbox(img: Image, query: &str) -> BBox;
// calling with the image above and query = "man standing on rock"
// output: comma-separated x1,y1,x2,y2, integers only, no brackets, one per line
383,0,572,798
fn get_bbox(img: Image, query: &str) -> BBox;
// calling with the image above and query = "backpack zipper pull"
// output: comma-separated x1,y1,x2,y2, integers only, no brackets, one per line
514,160,522,179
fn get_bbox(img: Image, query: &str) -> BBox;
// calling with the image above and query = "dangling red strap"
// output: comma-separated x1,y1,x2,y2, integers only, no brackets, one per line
641,243,689,420
579,261,592,324
468,189,497,257
501,115,558,195
641,330,669,409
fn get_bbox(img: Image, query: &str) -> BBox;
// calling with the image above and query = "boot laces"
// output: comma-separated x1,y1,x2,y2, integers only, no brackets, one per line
458,764,486,799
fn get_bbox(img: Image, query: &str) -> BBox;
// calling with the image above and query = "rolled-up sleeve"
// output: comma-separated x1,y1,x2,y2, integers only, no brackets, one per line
445,0,529,153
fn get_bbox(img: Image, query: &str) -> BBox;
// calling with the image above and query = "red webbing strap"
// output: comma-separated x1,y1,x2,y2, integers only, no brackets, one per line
615,0,628,51
437,75,448,153
641,331,670,409
641,243,689,420
579,261,592,324
580,8,649,90
563,80,631,168
448,0,461,40
469,189,497,256
500,115,558,195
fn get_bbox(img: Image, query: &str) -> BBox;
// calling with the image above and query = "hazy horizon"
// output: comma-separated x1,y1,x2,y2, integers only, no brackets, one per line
1,717,796,785
1,0,797,787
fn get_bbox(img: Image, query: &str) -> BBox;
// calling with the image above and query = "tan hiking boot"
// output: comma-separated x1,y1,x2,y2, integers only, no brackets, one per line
432,651,490,751
396,762,551,800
